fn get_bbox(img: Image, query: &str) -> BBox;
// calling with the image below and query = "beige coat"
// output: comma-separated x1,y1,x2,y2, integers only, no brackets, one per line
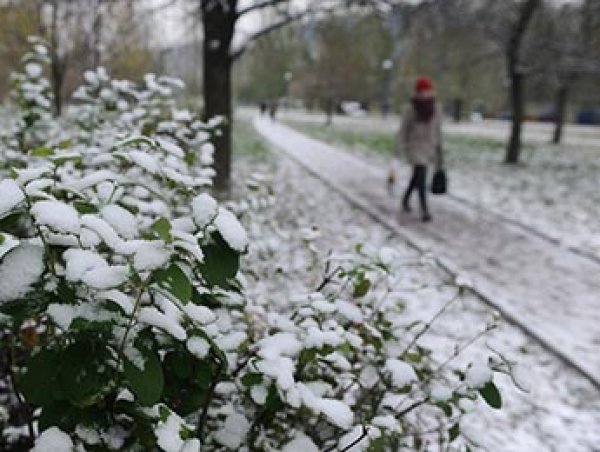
395,103,443,167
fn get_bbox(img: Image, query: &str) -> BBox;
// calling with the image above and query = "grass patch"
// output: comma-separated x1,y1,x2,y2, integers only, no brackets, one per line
233,117,272,160
283,118,537,165
282,120,396,156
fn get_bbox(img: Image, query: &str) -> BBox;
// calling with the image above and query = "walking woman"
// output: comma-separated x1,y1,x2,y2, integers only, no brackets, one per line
394,76,443,222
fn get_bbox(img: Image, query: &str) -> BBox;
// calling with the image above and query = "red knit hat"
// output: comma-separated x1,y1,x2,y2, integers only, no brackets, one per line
415,76,434,93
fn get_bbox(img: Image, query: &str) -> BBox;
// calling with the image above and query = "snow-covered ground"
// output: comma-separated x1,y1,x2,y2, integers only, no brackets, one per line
253,116,600,385
273,109,600,261
234,118,600,451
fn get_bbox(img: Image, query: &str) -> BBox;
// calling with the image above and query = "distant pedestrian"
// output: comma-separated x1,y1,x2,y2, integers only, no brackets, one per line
391,76,444,222
259,101,267,116
268,99,278,120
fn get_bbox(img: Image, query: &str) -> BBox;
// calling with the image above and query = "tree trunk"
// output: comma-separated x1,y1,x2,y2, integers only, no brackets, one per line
552,83,568,144
202,1,237,192
50,0,63,117
506,72,523,163
504,0,540,164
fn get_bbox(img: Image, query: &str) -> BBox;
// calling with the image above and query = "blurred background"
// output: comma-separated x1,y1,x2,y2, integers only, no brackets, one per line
1,0,599,127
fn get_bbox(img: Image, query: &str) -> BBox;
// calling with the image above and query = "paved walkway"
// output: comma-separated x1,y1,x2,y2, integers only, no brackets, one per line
254,117,600,387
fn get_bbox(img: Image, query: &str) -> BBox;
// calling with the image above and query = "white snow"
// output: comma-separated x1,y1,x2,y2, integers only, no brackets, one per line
0,233,19,259
258,332,302,360
47,303,76,330
191,193,218,228
81,265,129,289
100,204,139,239
182,303,216,325
156,138,185,158
180,438,201,452
31,200,80,234
429,382,453,401
0,179,25,217
359,365,380,389
214,208,248,252
0,244,45,302
154,411,186,452
213,413,250,450
250,384,268,405
80,214,140,255
385,359,417,387
334,299,363,323
298,383,353,429
63,248,107,282
129,150,160,175
186,336,210,359
25,62,43,79
256,357,296,391
133,241,171,271
97,290,135,315
33,427,73,452
138,306,186,341
303,327,343,349
216,331,247,351
281,432,320,452
465,362,493,389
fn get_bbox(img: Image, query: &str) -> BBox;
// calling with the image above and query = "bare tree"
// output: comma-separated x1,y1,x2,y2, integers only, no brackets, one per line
504,0,541,163
198,0,347,191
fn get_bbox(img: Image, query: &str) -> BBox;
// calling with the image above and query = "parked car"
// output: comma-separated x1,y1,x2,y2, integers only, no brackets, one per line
339,101,367,117
537,108,557,122
576,108,600,125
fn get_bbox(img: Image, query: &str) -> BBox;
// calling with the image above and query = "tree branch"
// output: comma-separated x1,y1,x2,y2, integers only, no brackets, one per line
230,8,313,61
236,0,288,18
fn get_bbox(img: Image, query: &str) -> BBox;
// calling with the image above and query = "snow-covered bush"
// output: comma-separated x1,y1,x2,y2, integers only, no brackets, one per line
0,45,519,451
7,37,54,153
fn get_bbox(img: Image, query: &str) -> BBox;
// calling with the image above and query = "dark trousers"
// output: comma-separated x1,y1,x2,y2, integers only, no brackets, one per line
403,165,428,213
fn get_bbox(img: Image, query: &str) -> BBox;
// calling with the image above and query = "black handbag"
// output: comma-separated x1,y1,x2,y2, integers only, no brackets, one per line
431,169,447,194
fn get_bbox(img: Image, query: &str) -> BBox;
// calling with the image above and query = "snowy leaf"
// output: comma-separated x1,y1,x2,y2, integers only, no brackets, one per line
0,179,25,218
151,217,173,242
199,232,240,288
152,263,191,304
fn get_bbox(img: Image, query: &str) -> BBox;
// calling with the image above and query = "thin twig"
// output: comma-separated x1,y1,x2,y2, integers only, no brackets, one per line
399,291,460,359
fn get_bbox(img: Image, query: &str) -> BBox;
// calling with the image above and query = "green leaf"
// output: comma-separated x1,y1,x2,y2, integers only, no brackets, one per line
0,211,22,230
367,436,385,452
195,360,212,390
114,135,156,150
51,153,82,166
479,381,502,409
152,263,191,304
58,340,112,407
199,232,240,288
436,402,453,417
164,351,193,379
151,217,172,243
31,146,53,157
21,349,61,406
124,348,164,406
353,276,371,298
0,233,4,245
58,139,72,149
241,372,263,387
73,200,99,214
449,423,460,442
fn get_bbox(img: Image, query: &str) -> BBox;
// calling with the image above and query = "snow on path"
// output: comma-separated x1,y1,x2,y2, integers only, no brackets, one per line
254,117,600,387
